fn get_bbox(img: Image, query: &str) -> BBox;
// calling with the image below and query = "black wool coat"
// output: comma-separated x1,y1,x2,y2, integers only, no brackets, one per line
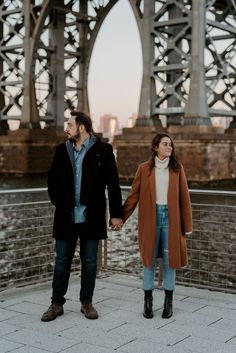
48,136,123,240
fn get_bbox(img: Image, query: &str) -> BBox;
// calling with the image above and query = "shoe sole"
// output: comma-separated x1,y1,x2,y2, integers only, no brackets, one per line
162,314,173,319
143,313,154,319
41,310,64,322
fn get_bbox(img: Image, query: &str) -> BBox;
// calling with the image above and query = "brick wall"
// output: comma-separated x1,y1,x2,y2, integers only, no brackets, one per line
0,129,66,174
115,127,236,185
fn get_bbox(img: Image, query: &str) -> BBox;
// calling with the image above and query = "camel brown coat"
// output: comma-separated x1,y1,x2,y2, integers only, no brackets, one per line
123,160,192,269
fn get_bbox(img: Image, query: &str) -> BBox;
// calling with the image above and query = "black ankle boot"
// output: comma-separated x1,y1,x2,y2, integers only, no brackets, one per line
162,289,173,319
143,290,153,319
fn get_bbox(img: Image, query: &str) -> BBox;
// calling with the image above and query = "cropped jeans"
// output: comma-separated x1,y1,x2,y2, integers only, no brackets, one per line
143,204,176,291
51,225,99,306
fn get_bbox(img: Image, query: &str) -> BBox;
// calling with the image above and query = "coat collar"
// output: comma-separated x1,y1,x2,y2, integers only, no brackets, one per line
65,134,98,171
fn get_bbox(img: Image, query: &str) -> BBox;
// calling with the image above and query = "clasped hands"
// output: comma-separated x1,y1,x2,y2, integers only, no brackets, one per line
109,218,123,231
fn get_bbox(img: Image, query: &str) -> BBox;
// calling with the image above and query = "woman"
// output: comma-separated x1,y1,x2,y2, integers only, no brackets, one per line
123,133,192,319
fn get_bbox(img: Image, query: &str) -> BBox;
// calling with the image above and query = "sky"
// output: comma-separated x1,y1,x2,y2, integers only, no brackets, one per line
88,0,142,130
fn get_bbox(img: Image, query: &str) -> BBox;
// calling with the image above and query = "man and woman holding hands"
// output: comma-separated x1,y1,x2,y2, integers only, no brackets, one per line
41,111,192,322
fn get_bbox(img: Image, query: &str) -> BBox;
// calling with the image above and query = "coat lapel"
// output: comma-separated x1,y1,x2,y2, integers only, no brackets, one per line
65,140,75,173
167,168,176,204
167,168,172,203
148,163,156,207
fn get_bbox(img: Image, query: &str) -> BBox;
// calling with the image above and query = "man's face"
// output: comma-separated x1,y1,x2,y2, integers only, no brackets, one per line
65,117,80,141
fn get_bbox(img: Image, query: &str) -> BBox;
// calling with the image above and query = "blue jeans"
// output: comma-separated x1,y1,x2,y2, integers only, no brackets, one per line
143,204,176,291
51,227,99,305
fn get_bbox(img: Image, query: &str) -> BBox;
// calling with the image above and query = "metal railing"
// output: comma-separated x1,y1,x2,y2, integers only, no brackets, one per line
0,187,236,293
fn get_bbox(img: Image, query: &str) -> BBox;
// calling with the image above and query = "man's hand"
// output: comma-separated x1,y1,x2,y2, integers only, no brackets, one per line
109,218,123,230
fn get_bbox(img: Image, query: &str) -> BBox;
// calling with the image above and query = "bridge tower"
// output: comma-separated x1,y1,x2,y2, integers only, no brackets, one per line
0,0,235,130
132,0,236,128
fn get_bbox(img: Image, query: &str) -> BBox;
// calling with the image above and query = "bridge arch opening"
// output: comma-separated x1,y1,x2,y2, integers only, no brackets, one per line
88,0,142,133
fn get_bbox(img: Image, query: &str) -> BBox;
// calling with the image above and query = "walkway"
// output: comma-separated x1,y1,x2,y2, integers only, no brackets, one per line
0,274,236,353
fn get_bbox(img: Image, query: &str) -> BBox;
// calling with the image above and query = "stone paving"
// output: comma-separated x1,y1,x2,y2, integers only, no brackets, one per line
0,274,236,353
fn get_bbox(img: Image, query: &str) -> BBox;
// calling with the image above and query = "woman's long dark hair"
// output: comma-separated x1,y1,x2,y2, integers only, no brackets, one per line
149,133,180,173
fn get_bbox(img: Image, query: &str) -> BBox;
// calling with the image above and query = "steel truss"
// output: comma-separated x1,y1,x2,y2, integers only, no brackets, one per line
136,0,236,126
0,0,119,129
206,0,236,127
0,0,235,130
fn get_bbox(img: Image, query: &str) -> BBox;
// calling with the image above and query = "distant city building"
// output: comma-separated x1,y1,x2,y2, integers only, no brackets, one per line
99,114,119,142
127,113,137,128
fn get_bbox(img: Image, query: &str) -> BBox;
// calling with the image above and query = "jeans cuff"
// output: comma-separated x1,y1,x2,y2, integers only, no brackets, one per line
51,297,66,306
81,300,92,304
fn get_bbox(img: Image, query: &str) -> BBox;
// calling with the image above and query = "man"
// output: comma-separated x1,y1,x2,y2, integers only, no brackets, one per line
41,111,123,321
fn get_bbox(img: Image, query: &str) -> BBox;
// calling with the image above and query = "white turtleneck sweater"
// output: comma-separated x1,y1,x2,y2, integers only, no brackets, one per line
155,156,169,205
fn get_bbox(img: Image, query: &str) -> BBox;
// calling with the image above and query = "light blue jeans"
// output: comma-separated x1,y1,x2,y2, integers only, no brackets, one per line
143,204,176,291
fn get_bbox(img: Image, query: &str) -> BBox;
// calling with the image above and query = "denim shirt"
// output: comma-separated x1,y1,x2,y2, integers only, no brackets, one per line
72,135,95,223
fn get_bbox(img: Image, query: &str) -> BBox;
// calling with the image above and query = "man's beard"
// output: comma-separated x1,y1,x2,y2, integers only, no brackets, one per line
68,130,80,142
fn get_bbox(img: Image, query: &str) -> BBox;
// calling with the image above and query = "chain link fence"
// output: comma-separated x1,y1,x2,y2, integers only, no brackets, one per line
0,188,236,293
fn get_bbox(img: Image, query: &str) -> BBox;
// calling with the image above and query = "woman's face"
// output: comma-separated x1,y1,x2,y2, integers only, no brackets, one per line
155,137,173,160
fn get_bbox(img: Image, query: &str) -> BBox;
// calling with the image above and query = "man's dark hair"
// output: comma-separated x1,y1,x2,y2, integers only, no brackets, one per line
70,110,93,133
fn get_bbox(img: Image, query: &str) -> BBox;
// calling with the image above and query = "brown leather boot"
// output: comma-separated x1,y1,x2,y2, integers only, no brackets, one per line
41,303,64,322
81,302,98,319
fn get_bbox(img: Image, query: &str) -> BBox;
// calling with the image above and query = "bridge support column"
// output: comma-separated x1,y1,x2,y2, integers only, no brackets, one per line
184,0,211,126
135,0,161,127
47,1,65,130
21,0,40,129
